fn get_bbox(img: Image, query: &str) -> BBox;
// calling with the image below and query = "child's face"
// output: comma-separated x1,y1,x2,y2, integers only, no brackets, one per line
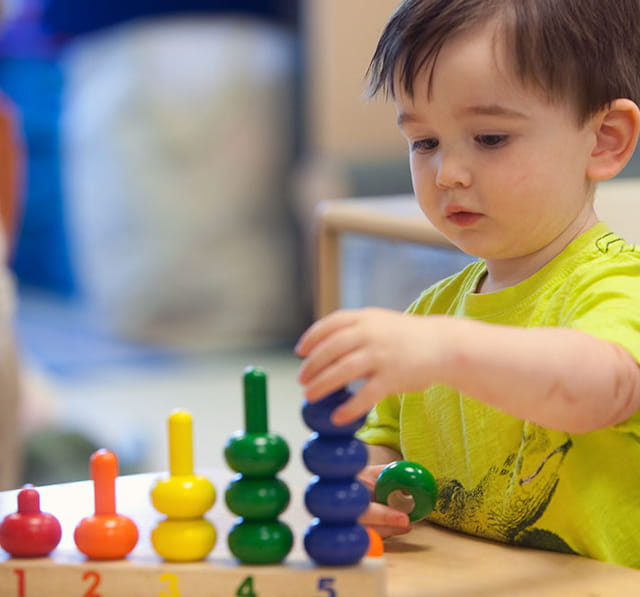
395,21,599,277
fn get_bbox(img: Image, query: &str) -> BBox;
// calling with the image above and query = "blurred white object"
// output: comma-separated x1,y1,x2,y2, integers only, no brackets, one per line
62,17,300,349
0,232,14,345
0,225,21,489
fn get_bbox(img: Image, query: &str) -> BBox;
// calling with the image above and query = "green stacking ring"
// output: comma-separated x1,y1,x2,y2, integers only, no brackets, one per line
374,461,438,522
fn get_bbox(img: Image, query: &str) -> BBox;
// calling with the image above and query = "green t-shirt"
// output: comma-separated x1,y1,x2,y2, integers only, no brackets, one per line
358,222,640,568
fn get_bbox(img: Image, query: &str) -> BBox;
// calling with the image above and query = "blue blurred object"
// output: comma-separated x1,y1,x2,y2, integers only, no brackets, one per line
0,0,298,298
0,1,75,295
42,0,298,35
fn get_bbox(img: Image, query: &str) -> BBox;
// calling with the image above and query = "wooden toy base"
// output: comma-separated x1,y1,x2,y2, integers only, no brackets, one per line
0,552,386,597
0,472,387,597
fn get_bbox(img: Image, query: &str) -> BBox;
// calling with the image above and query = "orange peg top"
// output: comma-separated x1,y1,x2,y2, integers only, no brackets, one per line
74,449,138,560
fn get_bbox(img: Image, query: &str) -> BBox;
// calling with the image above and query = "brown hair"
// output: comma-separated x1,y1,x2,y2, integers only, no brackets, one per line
367,0,640,123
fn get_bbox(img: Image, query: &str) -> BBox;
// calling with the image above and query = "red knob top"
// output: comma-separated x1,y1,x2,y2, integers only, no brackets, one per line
0,486,62,557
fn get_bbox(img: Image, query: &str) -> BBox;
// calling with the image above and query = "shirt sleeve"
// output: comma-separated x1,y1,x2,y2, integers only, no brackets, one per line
563,256,640,436
356,393,402,454
564,257,640,364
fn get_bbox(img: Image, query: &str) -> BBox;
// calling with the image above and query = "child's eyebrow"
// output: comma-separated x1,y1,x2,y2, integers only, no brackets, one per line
397,112,418,127
463,104,528,119
397,104,528,128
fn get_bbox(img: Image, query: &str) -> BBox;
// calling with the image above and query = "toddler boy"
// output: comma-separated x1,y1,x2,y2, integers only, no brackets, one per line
297,0,640,567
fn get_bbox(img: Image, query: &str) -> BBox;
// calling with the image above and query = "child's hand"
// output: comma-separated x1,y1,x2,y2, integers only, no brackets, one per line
296,308,444,425
358,464,412,538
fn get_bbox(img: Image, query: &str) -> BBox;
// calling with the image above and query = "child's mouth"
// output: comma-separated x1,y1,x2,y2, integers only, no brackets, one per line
447,211,483,227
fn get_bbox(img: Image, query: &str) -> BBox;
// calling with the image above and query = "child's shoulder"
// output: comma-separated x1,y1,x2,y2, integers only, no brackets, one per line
555,224,640,306
568,224,640,279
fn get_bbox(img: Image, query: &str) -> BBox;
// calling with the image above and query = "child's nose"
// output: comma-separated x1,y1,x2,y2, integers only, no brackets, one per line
435,154,472,189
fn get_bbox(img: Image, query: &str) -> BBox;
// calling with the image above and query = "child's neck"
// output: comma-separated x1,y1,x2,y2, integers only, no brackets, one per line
477,214,599,294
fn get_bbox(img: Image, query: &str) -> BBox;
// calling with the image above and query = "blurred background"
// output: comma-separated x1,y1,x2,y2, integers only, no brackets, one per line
0,0,415,488
1,0,639,489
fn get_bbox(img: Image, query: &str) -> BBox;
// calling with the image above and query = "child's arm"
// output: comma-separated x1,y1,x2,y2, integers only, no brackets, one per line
296,308,640,434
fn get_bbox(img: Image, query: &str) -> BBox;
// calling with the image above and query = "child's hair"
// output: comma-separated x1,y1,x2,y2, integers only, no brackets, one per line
367,0,640,124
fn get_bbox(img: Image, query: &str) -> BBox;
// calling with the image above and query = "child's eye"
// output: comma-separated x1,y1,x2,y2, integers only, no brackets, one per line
411,138,439,153
475,134,508,148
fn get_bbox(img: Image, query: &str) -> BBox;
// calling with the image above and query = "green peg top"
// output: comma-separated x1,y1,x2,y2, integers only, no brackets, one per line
224,367,289,477
244,366,268,434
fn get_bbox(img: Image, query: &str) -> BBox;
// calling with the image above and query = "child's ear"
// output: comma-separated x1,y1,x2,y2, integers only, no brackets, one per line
587,99,640,181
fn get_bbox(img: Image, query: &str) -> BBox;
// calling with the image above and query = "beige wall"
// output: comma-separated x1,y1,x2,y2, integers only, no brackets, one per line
304,0,407,161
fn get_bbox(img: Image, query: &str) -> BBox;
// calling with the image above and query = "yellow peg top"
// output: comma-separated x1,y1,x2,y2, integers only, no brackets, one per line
151,409,216,519
168,409,194,477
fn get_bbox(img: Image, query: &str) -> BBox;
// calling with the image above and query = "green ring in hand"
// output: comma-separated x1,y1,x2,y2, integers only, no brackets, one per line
374,461,438,522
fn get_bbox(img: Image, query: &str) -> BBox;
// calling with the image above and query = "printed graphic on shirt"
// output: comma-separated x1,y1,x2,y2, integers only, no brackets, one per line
431,429,576,554
595,232,638,255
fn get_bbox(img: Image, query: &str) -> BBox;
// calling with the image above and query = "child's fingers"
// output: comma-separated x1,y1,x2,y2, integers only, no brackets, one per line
331,378,384,425
302,349,371,401
297,327,362,385
366,523,412,539
359,502,411,537
358,464,390,495
295,310,357,356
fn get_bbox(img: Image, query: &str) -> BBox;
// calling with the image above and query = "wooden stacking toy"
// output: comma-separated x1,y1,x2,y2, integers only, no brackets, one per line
0,368,389,597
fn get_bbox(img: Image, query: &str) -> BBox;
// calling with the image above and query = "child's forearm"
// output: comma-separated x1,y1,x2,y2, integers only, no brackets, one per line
431,316,640,433
296,307,640,432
